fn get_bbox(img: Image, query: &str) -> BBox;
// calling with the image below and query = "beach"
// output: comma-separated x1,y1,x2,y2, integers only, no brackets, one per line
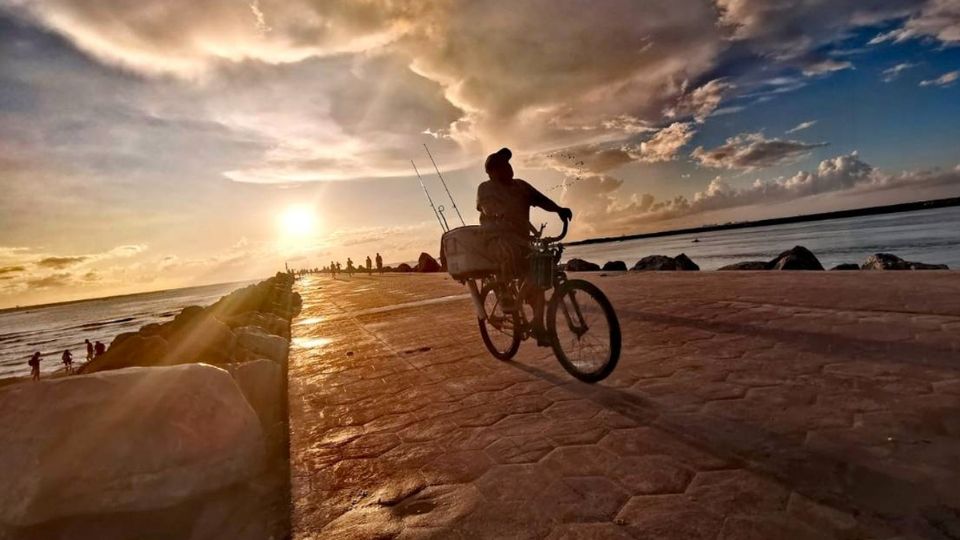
288,272,960,538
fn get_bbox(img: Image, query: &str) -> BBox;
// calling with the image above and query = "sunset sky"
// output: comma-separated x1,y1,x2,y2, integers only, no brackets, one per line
1,0,959,307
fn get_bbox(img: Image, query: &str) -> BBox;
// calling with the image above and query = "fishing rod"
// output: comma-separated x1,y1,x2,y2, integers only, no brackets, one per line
412,160,448,232
424,144,465,226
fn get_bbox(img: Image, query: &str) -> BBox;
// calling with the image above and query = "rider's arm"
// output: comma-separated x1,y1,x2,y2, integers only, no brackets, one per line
521,180,571,221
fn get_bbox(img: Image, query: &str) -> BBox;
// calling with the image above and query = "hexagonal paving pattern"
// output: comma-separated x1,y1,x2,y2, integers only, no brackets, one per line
288,273,960,538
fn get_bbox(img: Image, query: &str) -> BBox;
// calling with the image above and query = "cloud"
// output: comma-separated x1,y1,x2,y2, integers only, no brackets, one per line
920,70,959,87
0,265,25,274
801,59,854,76
785,120,817,134
634,123,697,163
882,62,918,82
869,0,960,45
692,133,828,170
562,152,960,235
26,273,74,289
664,79,734,122
36,256,88,269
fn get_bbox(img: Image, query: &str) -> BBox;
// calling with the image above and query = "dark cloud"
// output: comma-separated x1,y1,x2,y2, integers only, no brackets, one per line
692,133,828,170
36,256,87,269
0,265,25,274
26,272,73,289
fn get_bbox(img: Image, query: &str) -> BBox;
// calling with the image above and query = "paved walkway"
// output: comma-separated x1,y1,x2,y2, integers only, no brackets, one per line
287,272,960,539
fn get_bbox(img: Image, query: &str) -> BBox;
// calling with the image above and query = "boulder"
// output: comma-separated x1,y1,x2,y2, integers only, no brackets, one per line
769,245,824,270
718,261,770,271
565,258,601,272
108,331,138,349
80,335,170,373
831,263,860,271
172,305,205,328
674,253,700,271
861,253,948,270
397,263,414,272
0,364,264,527
235,326,289,364
602,260,628,271
139,322,166,337
217,312,289,338
166,316,236,365
223,360,283,439
416,253,441,273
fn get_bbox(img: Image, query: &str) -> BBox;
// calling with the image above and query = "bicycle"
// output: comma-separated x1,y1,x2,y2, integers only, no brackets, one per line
443,218,621,383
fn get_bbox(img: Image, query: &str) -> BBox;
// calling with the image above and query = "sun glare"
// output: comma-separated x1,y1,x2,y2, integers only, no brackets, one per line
279,206,316,236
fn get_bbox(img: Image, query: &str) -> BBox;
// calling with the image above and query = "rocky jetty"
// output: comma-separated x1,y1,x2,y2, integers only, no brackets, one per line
0,273,298,539
719,247,948,271
631,253,700,271
565,258,601,272
861,253,949,270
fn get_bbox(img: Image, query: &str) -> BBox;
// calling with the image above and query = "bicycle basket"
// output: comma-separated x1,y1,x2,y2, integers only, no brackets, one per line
442,226,498,279
530,249,555,289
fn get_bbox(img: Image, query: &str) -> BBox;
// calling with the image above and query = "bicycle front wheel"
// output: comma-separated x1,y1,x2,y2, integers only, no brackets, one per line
547,279,620,382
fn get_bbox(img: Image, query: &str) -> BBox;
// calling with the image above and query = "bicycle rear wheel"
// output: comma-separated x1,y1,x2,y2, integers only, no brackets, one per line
478,281,521,361
547,279,620,382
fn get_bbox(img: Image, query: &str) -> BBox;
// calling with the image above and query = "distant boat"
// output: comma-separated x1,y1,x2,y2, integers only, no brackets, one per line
692,238,700,243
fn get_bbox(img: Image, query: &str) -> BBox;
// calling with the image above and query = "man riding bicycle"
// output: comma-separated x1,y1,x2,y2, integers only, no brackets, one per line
477,147,573,346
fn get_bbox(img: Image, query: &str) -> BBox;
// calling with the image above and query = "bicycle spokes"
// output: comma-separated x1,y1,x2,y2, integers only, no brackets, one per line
560,290,589,338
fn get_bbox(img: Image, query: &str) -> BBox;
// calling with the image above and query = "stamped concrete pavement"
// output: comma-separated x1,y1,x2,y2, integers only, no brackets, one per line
288,272,960,539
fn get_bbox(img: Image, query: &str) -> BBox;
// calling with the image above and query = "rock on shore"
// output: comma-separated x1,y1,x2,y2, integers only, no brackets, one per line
631,253,700,271
0,364,264,528
861,253,949,270
602,260,628,271
565,258,601,272
720,246,823,271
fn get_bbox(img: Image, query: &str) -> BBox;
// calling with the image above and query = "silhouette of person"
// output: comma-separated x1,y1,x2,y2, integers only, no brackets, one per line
29,352,41,381
85,338,94,362
376,253,383,275
94,341,106,357
477,147,572,345
330,261,336,277
346,258,355,277
62,349,73,374
365,256,372,274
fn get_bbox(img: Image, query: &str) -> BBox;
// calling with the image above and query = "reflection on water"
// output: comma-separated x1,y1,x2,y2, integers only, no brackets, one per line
292,337,333,350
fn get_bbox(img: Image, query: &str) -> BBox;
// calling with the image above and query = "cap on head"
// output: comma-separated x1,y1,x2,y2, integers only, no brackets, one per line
484,147,512,172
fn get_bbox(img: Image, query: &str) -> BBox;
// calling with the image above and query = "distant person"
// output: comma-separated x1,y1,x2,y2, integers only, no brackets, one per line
376,253,383,275
335,261,342,276
28,352,41,381
365,256,372,274
330,261,336,278
346,258,355,277
85,339,94,362
94,341,106,358
62,349,73,374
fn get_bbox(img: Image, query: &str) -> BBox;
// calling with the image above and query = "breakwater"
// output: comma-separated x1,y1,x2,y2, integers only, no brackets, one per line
0,273,300,540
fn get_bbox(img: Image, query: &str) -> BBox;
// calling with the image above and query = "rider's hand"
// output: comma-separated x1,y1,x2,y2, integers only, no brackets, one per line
558,207,573,222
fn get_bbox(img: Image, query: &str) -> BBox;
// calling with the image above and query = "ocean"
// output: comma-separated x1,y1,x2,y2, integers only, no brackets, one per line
564,206,960,271
0,280,255,379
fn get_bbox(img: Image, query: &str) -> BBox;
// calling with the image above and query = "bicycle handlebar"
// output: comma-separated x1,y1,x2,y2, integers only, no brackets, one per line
540,217,569,244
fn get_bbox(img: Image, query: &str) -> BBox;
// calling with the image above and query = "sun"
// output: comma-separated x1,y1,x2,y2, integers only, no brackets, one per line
279,205,316,236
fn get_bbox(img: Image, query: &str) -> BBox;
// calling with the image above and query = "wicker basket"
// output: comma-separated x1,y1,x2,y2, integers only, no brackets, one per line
442,226,498,279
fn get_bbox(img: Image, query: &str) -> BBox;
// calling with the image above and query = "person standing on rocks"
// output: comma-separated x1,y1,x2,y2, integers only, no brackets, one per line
61,349,73,374
85,338,94,362
94,341,106,358
28,352,41,381
477,147,572,346
365,256,372,274
376,253,383,275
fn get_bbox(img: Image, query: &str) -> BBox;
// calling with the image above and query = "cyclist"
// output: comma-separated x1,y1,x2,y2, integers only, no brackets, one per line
477,147,573,345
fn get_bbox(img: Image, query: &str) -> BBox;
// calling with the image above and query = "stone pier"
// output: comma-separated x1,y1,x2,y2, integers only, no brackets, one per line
287,272,960,539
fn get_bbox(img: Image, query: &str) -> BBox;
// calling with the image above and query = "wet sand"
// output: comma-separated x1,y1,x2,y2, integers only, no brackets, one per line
287,272,960,538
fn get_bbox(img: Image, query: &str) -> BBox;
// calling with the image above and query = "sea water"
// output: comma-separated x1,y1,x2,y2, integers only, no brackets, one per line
0,280,255,378
564,206,960,271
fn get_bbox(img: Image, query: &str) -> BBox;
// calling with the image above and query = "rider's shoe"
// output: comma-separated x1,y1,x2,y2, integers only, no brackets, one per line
534,328,552,347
